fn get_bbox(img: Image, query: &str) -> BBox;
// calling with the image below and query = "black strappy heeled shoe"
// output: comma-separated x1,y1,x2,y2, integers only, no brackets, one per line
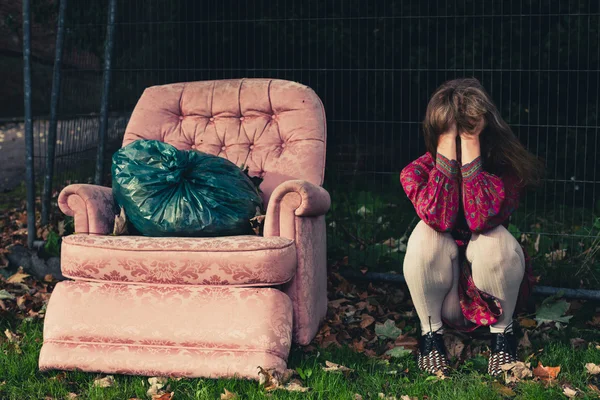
417,320,450,376
488,322,518,376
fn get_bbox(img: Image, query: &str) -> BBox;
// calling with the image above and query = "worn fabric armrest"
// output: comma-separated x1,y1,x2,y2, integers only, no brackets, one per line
265,180,330,218
58,184,116,235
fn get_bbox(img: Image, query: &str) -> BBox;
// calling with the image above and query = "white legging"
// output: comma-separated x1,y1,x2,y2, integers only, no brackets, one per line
403,221,525,334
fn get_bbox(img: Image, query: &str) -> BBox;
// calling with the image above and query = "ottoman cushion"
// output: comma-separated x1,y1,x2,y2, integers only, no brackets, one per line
39,281,293,379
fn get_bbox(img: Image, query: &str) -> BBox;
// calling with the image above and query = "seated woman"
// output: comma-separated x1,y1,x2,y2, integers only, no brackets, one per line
400,78,543,376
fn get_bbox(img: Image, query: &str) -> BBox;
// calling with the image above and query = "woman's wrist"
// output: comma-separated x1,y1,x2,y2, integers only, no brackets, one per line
437,134,457,161
460,137,481,165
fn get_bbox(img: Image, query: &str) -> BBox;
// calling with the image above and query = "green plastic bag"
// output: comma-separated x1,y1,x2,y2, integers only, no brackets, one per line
112,140,263,237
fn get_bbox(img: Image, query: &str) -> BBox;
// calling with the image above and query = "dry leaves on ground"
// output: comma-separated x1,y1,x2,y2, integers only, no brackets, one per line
146,377,169,397
151,393,173,400
570,338,587,349
532,363,561,382
220,389,238,399
562,384,579,398
312,271,418,360
258,367,310,393
0,267,52,321
443,333,465,359
491,381,516,397
6,267,29,284
322,360,354,375
519,318,537,329
3,329,22,354
502,361,533,384
92,375,115,388
519,331,532,350
586,363,600,375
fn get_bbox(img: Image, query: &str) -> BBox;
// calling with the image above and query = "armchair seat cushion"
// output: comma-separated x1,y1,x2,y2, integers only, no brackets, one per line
61,234,296,286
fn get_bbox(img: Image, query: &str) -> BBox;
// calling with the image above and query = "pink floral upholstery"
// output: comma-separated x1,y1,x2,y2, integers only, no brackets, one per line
61,234,296,286
58,184,116,235
44,79,329,379
39,281,292,378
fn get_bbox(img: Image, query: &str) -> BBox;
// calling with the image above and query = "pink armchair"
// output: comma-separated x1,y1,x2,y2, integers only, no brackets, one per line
39,79,329,379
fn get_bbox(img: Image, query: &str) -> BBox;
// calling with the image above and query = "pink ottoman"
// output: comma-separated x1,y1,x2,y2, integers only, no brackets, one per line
39,281,293,379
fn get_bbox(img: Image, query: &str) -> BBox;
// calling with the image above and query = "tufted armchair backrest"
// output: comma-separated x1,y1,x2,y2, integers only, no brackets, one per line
123,79,327,204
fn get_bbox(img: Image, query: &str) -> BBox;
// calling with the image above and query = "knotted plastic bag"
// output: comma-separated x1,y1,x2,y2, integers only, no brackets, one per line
112,140,263,237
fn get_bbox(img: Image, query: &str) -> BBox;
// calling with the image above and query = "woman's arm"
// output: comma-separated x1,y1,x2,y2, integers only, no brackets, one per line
401,152,460,233
460,138,521,232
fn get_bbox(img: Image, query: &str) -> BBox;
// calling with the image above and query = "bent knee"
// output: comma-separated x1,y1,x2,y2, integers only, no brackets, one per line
405,220,458,263
468,225,525,273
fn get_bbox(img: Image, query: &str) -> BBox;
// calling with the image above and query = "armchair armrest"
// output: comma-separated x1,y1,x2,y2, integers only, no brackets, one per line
58,184,116,235
264,180,330,345
266,179,330,219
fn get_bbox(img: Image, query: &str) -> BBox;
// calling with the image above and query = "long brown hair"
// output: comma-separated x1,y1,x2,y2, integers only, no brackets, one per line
423,78,544,188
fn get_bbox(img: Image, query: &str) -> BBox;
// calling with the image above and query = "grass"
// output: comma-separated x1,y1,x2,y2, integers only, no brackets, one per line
1,316,600,400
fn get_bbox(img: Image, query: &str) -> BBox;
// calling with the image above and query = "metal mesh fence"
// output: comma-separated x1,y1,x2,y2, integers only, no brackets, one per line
16,0,600,287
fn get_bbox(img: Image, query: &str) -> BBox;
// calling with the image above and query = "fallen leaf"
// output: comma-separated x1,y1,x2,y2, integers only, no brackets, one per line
112,208,128,236
431,369,448,380
7,267,29,284
375,319,402,340
58,220,66,236
354,395,364,400
562,384,578,398
328,298,349,309
535,299,572,325
151,393,173,400
570,338,587,349
378,394,397,400
519,318,537,329
323,360,354,375
4,329,18,343
492,381,516,397
519,331,532,350
588,384,600,395
443,333,465,359
93,375,115,388
586,363,600,375
532,363,560,381
385,346,412,358
49,372,67,382
67,394,78,399
394,334,419,352
588,316,600,328
258,367,295,391
146,377,168,397
400,396,417,400
502,361,533,384
360,314,375,328
283,379,311,392
220,388,238,399
0,290,15,300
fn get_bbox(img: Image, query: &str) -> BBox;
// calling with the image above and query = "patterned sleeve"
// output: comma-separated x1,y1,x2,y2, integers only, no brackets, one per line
461,157,521,232
400,153,460,232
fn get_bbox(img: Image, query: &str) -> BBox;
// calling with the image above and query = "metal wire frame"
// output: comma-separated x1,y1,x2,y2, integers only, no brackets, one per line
21,0,600,287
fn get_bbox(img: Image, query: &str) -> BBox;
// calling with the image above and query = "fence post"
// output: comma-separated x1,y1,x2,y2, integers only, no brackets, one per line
94,0,117,185
22,0,35,249
42,0,68,226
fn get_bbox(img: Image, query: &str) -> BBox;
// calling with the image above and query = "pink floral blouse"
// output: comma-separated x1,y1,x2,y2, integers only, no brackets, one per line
400,152,535,331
